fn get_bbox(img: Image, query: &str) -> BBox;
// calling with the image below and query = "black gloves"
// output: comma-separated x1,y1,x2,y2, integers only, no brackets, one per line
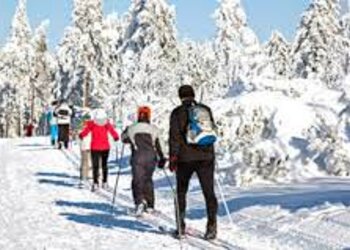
158,158,167,169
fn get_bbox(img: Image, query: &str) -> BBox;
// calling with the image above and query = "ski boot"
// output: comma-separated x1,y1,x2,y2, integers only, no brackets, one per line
91,183,99,192
204,221,217,240
135,200,147,217
101,182,108,189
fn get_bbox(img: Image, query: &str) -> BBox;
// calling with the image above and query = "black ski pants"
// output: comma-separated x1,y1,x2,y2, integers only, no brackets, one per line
58,124,69,149
91,150,109,184
131,162,156,208
175,160,218,230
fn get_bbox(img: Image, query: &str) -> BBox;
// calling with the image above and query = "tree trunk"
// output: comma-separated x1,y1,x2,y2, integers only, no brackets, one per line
30,83,35,123
83,71,90,108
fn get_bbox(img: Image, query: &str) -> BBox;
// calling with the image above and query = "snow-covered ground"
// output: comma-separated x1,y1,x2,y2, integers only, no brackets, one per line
1,136,350,250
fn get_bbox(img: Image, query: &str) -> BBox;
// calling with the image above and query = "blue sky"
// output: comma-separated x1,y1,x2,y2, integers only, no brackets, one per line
0,0,311,49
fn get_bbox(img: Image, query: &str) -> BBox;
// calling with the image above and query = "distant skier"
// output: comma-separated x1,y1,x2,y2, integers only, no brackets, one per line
122,106,166,216
25,123,34,137
78,108,92,181
168,85,218,240
79,109,119,191
54,100,72,149
47,100,59,146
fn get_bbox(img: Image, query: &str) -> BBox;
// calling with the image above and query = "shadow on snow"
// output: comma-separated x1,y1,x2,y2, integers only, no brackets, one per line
56,200,159,233
108,155,131,176
38,178,76,188
36,171,79,179
36,171,79,188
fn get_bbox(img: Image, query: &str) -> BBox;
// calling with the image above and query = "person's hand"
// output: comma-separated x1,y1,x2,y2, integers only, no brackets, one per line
158,158,167,169
169,155,178,172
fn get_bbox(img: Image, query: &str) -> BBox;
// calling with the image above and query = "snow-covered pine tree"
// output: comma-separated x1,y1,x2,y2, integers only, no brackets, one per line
340,12,350,75
122,0,179,101
176,40,218,101
305,113,350,176
342,12,350,38
213,0,265,95
215,104,289,186
0,0,34,136
291,0,347,88
56,0,108,108
0,81,18,137
98,13,128,118
265,31,291,78
30,21,57,122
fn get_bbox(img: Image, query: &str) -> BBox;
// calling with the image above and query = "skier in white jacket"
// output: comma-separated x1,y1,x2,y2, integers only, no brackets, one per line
54,101,72,149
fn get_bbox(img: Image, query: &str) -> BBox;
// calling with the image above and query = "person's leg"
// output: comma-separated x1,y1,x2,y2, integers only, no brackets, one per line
131,163,147,206
175,162,195,233
195,160,218,238
101,150,110,184
87,150,92,177
91,151,100,185
53,125,58,144
80,150,89,180
57,125,63,149
63,125,69,149
144,164,156,209
50,125,56,145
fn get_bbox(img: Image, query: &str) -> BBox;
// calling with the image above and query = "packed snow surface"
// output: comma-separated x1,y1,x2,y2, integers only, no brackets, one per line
1,137,350,250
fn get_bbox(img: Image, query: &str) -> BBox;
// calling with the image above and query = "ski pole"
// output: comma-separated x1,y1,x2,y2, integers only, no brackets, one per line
111,143,125,212
162,168,184,247
214,159,234,226
162,168,176,194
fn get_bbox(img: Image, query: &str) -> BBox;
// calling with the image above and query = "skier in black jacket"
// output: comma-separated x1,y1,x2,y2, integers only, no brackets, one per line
167,85,218,240
122,106,166,216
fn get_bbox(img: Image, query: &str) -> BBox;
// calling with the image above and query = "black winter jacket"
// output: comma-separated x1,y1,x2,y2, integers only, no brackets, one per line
169,99,215,162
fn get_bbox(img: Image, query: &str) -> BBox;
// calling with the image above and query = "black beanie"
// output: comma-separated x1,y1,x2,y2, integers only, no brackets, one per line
178,85,195,99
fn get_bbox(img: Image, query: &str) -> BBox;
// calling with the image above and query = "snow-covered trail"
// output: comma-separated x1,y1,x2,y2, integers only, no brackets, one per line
2,137,350,250
0,137,182,250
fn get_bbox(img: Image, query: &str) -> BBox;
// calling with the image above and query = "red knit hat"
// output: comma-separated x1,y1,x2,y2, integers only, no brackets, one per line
137,106,151,122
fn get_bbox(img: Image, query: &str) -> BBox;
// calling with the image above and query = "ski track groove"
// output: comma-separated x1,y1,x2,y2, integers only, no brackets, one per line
61,149,242,250
183,182,349,250
233,213,341,250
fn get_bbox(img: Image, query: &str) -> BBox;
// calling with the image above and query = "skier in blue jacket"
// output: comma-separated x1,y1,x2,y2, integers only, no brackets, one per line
47,100,59,146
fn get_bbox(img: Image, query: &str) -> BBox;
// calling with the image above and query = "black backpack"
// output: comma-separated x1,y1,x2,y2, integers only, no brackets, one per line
57,109,69,116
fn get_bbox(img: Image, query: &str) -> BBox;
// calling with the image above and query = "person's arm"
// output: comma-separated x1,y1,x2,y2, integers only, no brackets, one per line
68,106,73,117
169,110,182,158
121,127,131,144
106,123,119,141
79,121,92,139
53,106,59,116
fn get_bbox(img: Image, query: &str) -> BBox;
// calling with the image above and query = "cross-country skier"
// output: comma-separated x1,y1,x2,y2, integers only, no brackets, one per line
78,108,92,181
54,100,72,149
79,109,119,191
47,100,59,146
168,85,218,240
122,106,166,216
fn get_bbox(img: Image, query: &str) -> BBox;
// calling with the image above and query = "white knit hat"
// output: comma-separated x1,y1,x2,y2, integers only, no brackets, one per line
93,108,107,125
